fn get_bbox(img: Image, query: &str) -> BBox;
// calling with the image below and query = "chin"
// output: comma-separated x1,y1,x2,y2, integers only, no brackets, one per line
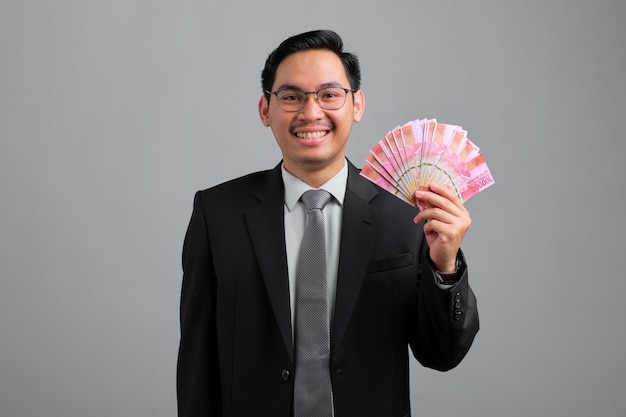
299,153,342,168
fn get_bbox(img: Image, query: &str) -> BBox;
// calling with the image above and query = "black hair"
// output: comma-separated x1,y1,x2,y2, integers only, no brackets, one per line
261,30,361,98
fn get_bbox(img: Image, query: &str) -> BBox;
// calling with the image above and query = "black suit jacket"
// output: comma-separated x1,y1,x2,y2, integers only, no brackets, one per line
177,161,479,417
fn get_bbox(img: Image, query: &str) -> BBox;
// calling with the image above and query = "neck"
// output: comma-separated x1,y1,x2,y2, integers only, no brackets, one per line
284,159,346,188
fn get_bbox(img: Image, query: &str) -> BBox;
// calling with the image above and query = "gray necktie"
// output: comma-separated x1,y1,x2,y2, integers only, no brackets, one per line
293,189,333,417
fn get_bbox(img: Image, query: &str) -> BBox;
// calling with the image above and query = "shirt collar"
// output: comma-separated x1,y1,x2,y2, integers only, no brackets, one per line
282,160,348,212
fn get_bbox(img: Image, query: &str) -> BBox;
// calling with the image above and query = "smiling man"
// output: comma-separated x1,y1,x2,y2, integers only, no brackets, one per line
259,48,364,188
177,30,479,417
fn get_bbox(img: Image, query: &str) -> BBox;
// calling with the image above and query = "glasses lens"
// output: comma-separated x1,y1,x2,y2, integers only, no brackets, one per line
274,87,349,111
276,89,306,111
317,87,348,110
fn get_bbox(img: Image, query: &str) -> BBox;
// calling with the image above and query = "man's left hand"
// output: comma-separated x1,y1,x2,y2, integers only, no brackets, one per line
413,182,472,272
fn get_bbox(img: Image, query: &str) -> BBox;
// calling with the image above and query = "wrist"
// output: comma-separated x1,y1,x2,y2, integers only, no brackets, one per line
436,264,457,274
434,254,462,285
436,270,459,285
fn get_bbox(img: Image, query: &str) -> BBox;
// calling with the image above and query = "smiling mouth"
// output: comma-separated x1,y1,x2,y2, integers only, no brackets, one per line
294,131,329,139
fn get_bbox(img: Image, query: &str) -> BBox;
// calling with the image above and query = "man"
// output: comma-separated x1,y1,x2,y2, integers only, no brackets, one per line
177,30,479,417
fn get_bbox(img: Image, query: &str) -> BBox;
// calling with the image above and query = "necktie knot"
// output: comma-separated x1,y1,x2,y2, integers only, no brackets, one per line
301,189,332,211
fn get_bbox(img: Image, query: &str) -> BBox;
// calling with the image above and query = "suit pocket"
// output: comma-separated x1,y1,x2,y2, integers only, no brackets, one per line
366,252,413,274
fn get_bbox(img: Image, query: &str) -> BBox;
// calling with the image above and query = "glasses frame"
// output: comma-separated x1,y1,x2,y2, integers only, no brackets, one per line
264,87,356,112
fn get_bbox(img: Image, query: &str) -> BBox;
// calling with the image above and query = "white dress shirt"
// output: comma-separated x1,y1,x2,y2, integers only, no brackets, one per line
282,161,347,334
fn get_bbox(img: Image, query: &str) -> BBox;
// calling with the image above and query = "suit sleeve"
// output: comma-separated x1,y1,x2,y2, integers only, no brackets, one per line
177,191,221,416
410,246,479,371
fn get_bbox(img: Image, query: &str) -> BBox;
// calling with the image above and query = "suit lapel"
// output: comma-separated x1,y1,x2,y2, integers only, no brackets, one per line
243,162,382,359
245,164,294,361
332,162,380,352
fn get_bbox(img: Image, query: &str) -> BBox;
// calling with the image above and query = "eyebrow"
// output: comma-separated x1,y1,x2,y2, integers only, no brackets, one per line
274,81,345,91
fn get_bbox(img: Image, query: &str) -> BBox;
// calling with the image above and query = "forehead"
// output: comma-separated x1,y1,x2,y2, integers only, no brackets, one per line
273,49,349,90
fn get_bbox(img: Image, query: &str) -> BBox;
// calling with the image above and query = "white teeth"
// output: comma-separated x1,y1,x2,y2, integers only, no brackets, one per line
295,131,326,139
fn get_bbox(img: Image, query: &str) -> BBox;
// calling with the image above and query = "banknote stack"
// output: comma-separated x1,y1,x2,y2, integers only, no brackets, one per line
360,118,494,208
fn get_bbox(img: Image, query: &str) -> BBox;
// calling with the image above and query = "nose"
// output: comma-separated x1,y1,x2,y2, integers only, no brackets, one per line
299,93,325,119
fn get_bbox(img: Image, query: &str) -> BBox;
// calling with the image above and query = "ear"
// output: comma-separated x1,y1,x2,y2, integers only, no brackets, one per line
258,95,271,127
352,89,365,123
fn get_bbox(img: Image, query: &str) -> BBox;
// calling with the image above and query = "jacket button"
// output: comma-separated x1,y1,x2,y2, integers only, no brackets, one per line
281,369,290,381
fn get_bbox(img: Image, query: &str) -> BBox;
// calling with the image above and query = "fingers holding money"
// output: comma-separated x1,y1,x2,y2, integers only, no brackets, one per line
413,182,471,272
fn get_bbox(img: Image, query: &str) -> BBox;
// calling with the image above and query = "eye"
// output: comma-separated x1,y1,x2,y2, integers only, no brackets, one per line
278,90,304,102
319,88,347,102
320,89,340,99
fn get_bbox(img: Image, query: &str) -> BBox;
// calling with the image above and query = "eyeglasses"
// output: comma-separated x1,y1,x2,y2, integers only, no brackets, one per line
265,86,355,112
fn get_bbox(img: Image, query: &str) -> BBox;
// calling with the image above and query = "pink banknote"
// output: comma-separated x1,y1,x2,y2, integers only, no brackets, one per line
360,118,494,207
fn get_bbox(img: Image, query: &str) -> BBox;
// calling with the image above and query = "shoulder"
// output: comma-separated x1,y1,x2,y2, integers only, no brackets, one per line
192,163,282,211
200,169,272,197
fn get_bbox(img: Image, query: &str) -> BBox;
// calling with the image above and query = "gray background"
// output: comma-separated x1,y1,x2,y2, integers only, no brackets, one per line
1,0,625,416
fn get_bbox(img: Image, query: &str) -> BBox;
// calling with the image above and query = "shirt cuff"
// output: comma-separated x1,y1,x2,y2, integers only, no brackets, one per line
434,270,459,288
431,252,463,288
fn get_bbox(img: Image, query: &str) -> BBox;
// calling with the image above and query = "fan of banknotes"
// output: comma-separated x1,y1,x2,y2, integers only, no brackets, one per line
360,118,494,208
